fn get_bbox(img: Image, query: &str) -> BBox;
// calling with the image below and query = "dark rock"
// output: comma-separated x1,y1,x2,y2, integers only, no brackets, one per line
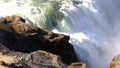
0,22,16,52
0,15,80,65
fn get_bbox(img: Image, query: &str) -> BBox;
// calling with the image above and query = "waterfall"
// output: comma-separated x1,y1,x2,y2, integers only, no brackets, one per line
0,0,120,68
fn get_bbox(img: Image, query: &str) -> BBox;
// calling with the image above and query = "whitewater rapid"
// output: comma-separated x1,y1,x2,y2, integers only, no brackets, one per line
0,0,120,68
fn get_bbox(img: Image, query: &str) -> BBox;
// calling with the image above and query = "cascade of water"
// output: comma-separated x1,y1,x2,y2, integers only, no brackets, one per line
58,0,120,68
0,0,120,68
0,0,64,30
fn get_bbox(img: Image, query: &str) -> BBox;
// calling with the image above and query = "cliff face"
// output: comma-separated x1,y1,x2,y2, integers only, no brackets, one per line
0,15,86,68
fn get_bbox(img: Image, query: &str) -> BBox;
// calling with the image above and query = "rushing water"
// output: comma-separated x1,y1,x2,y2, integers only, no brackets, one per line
0,0,120,68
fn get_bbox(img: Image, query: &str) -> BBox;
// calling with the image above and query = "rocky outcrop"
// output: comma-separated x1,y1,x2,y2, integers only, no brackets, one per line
109,55,120,68
0,15,86,68
0,55,30,68
7,50,66,68
0,50,86,68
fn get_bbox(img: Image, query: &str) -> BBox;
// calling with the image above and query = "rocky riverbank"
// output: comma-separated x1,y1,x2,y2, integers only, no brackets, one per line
0,15,86,68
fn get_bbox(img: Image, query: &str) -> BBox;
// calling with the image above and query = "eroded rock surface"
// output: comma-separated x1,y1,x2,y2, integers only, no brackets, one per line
110,55,120,68
0,55,30,68
7,50,66,68
0,15,86,68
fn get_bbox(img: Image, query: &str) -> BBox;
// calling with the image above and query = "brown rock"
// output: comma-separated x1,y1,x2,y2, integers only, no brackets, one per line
5,15,25,23
68,62,86,68
6,50,66,68
12,21,39,35
6,50,86,68
0,18,7,24
110,55,120,68
0,55,30,68
27,50,67,68
0,15,78,65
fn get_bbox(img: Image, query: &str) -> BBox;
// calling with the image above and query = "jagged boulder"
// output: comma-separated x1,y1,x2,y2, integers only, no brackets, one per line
0,15,78,65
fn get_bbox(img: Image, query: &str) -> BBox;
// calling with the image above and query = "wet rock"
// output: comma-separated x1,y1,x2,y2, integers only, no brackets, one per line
0,15,83,66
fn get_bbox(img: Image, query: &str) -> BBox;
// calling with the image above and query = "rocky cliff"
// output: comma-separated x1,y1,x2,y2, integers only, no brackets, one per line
0,15,86,68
